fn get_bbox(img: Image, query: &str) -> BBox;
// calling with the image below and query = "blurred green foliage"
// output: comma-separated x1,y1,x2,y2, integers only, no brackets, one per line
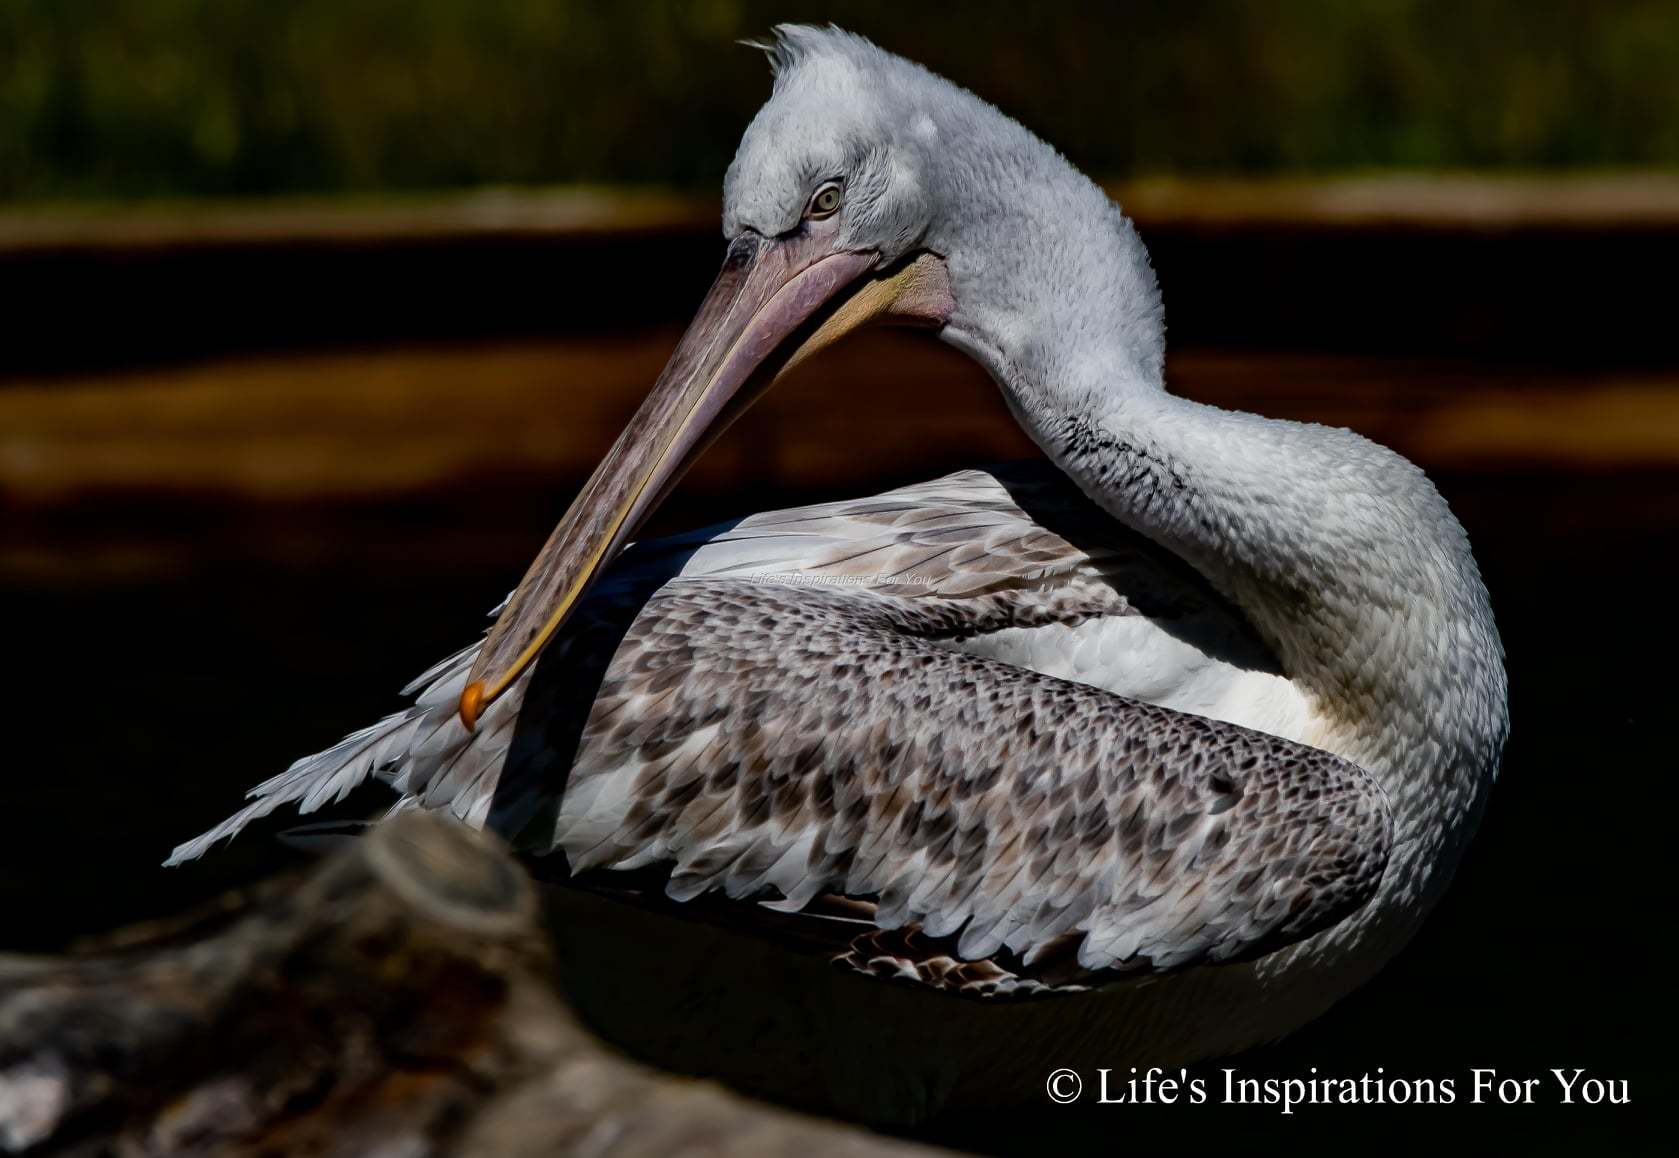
3,0,1677,201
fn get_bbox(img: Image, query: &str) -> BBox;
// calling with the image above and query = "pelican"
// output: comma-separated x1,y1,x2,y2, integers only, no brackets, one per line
172,27,1507,1118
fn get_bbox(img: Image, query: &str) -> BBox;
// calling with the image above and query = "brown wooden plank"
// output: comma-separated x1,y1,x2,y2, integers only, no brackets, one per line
7,175,1679,255
2,335,1672,505
2,333,1674,582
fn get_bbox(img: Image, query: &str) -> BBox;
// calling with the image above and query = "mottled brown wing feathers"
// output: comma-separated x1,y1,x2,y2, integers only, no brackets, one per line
551,576,1392,990
170,466,1392,997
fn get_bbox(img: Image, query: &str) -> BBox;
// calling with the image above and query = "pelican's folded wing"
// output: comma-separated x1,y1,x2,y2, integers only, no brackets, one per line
165,464,1211,869
168,463,1389,994
552,576,1393,992
655,462,1207,607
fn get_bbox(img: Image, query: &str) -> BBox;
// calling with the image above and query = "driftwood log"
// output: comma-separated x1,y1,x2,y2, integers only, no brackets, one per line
0,813,945,1157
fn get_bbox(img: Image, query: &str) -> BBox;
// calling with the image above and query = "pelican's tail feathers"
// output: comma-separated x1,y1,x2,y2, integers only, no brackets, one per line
163,706,428,866
163,642,509,866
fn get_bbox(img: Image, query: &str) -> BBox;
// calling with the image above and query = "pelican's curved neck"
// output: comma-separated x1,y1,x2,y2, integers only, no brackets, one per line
942,208,1507,909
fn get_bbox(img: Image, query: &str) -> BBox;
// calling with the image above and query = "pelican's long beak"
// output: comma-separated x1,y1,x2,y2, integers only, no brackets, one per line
458,233,952,729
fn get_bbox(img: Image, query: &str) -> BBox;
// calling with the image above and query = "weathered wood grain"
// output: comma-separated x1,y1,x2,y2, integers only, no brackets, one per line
0,813,946,1157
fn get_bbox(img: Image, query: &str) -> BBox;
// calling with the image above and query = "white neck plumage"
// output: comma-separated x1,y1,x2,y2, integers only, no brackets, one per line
942,207,1508,918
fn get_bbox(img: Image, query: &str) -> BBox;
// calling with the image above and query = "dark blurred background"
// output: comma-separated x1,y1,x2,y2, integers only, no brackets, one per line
6,0,1679,196
2,2,1675,1154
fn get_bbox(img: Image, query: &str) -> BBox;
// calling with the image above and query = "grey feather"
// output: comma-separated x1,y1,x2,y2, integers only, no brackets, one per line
170,466,1391,993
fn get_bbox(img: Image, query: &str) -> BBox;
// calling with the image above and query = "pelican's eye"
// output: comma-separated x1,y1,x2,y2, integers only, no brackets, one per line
806,181,843,220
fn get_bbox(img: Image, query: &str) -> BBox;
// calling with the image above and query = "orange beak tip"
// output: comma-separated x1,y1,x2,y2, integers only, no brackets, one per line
459,680,486,733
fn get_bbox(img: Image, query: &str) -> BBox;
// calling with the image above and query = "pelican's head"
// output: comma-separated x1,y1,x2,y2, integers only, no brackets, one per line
459,25,1162,727
722,27,938,269
722,25,1165,400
